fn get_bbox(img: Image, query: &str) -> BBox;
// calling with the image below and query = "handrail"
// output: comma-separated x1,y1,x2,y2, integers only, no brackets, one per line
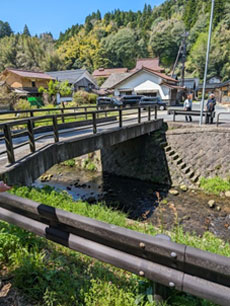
216,112,230,127
0,106,157,164
0,192,229,305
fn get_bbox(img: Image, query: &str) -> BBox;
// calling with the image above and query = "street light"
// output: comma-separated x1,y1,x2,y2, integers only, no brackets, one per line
200,0,215,125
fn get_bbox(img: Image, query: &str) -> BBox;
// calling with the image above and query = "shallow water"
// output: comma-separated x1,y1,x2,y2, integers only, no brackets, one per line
35,165,230,242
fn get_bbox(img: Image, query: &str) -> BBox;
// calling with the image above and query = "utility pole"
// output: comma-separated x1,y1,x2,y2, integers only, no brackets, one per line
200,0,215,125
181,33,187,87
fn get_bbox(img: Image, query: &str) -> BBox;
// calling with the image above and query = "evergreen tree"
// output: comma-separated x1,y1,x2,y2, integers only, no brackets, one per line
23,24,31,36
0,21,13,38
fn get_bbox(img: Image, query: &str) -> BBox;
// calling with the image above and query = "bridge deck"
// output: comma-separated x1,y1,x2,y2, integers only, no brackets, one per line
0,108,162,185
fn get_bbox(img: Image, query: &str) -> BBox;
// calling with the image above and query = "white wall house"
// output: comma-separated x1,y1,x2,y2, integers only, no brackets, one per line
102,68,182,102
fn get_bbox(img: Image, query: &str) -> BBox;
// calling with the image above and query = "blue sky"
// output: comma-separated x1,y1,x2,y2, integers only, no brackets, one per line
1,0,165,38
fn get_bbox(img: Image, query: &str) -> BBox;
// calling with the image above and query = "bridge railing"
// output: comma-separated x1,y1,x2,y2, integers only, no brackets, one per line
0,192,229,305
0,105,98,123
216,112,230,127
0,106,158,164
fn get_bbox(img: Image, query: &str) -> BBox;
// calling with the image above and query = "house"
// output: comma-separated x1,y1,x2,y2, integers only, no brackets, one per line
0,68,54,96
46,69,98,103
179,78,199,98
47,69,97,91
92,68,129,79
101,67,183,104
131,58,164,72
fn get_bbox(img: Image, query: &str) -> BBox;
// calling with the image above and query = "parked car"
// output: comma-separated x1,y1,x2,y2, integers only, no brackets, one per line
120,95,144,107
97,97,123,109
139,96,167,110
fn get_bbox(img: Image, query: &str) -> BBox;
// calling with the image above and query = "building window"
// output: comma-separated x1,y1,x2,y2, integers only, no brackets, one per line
32,81,36,87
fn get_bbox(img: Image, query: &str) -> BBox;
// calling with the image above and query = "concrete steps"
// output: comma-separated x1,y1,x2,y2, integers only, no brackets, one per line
165,145,200,187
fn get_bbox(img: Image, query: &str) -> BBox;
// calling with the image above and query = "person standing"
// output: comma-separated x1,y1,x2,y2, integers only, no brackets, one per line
206,93,216,124
184,94,193,122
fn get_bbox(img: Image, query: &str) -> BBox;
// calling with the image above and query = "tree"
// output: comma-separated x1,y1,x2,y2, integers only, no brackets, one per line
103,28,137,68
23,24,31,36
38,80,72,104
0,21,13,39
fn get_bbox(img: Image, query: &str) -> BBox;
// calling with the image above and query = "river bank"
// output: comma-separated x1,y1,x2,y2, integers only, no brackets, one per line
35,164,230,242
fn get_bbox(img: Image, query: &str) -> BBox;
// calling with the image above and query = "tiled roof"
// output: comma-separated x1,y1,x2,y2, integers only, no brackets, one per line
47,69,86,83
93,68,128,77
102,68,178,90
5,68,54,80
132,58,164,72
101,73,132,89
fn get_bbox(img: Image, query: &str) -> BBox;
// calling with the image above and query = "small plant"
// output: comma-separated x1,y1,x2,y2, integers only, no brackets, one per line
200,176,230,195
62,159,75,167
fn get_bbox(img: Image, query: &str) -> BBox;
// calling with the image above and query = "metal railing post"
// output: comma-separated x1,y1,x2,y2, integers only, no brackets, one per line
138,107,141,123
119,109,122,128
85,107,88,120
148,106,151,121
93,112,97,134
52,116,59,143
61,108,65,123
155,105,158,120
27,119,35,153
30,111,35,128
3,124,15,164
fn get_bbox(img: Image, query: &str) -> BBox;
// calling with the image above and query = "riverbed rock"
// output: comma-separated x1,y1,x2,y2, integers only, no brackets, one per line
225,191,230,198
216,206,221,212
208,200,215,208
169,189,179,196
180,184,188,192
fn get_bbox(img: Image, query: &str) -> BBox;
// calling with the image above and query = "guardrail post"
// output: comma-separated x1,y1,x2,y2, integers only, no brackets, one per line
153,234,172,302
119,109,122,128
138,108,141,123
93,112,97,134
27,120,35,153
148,107,151,121
173,111,176,122
155,105,158,120
61,108,65,123
85,107,88,120
3,124,15,164
53,116,59,143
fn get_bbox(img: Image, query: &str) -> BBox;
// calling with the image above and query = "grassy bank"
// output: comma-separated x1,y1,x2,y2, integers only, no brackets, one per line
200,176,230,195
0,186,229,305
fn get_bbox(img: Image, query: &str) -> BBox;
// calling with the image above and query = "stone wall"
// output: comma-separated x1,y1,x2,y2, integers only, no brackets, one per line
165,124,230,185
100,124,230,187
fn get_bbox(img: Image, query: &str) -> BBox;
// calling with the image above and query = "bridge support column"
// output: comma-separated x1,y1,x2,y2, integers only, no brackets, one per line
101,131,171,185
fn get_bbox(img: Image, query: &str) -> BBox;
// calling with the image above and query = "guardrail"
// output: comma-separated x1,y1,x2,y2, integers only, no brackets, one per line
0,192,229,305
0,106,157,165
216,112,230,127
168,108,214,123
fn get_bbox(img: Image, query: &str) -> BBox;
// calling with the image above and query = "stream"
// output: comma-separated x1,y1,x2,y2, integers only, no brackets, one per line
34,165,230,242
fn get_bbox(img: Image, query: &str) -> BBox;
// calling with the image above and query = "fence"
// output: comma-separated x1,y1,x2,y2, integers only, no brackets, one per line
216,112,230,127
0,192,229,305
0,106,157,164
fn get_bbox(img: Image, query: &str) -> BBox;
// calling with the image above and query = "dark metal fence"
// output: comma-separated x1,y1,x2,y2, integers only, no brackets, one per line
216,112,230,127
0,106,157,164
0,193,229,305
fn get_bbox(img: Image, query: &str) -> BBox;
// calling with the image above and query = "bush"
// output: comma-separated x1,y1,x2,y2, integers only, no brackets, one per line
14,99,33,111
73,91,97,106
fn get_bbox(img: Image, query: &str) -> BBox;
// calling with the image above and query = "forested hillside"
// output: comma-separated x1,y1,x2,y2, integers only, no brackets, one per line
0,0,230,80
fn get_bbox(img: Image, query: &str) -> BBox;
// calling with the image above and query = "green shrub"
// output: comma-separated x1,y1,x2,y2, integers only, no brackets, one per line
62,159,75,167
200,176,230,195
73,90,97,106
14,99,33,111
